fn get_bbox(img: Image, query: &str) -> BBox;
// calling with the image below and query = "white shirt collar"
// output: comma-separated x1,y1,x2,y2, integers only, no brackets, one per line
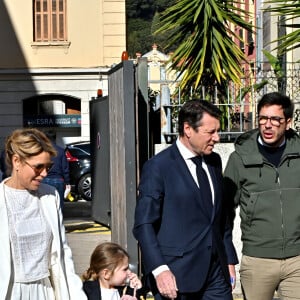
176,138,197,161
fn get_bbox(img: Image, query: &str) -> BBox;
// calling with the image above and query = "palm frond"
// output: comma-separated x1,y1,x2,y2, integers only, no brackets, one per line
155,0,255,95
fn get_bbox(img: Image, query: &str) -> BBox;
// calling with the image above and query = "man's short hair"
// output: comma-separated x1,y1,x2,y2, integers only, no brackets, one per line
258,92,294,119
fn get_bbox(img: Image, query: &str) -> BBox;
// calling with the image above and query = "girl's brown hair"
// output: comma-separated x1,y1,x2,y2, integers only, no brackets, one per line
82,242,129,281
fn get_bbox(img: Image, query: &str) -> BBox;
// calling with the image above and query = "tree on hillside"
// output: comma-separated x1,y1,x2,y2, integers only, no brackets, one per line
155,0,255,97
126,0,175,56
127,18,154,56
126,0,156,19
126,0,155,56
151,12,178,53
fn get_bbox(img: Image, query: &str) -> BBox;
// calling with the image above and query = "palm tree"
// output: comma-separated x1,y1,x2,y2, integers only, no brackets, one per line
155,0,255,97
264,0,300,55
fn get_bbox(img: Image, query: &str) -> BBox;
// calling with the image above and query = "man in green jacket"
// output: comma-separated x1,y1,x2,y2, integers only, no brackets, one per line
224,92,300,300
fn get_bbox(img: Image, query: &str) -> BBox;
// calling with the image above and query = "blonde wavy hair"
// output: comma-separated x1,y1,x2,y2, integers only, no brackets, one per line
5,128,57,175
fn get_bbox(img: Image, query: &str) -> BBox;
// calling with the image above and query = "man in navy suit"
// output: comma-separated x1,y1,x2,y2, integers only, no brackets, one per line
133,100,238,299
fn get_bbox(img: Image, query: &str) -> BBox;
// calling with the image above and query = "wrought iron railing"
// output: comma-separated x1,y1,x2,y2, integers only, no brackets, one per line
161,64,300,143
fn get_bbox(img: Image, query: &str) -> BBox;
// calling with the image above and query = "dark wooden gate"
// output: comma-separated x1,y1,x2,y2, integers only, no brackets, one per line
90,58,149,273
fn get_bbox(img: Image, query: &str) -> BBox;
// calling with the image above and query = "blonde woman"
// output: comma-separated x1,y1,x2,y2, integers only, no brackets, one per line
0,128,87,300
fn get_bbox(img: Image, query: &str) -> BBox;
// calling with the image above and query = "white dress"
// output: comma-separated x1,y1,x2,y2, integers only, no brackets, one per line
101,287,121,300
5,185,55,300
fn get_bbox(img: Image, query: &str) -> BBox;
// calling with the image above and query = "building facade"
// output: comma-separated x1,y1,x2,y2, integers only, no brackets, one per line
0,0,126,147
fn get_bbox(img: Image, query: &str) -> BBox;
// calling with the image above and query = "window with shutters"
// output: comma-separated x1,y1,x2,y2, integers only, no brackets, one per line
33,0,67,42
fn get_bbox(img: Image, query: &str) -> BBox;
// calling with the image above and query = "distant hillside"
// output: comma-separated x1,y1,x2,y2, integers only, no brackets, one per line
126,0,175,57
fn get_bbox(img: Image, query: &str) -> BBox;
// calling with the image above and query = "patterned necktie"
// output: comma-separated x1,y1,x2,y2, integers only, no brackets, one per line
191,156,213,212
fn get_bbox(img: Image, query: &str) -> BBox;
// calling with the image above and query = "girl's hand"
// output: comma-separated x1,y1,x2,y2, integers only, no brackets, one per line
127,271,142,289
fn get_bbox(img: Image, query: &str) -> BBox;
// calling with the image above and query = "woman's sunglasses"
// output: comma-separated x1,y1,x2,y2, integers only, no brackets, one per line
24,161,54,175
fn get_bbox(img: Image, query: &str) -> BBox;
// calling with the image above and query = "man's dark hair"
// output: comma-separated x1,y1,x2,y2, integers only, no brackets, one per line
258,92,294,119
178,99,221,136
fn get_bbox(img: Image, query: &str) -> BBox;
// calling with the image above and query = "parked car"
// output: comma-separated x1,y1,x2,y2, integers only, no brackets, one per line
65,141,91,201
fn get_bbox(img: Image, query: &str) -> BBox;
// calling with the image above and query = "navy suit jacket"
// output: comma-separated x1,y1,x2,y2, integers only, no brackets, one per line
133,143,238,293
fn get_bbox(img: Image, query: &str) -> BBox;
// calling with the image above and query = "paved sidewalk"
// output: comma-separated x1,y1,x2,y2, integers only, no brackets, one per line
64,218,111,276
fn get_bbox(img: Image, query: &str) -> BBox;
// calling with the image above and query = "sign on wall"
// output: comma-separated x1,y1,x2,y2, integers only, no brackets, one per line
23,114,81,127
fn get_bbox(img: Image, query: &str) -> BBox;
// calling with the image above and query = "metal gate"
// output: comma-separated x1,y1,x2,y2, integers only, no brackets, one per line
89,58,149,274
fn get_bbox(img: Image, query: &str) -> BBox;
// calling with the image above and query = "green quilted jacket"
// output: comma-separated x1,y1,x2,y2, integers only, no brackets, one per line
224,129,300,258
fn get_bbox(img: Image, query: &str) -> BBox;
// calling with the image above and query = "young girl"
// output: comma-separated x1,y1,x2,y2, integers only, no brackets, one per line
82,242,144,300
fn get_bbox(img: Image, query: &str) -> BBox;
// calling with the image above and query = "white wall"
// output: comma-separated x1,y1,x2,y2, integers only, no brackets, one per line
214,143,242,295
